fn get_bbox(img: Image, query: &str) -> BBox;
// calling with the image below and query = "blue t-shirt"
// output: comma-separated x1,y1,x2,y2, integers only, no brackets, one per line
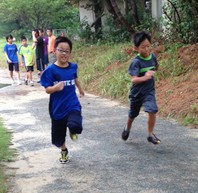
40,62,81,120
4,43,18,63
128,53,158,97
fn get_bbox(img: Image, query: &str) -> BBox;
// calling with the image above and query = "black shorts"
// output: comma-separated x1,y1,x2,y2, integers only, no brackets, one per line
129,90,158,118
8,63,19,71
36,58,45,71
51,110,83,147
25,66,34,72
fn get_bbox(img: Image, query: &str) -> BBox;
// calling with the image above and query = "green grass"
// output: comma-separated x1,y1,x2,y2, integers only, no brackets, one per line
0,120,15,193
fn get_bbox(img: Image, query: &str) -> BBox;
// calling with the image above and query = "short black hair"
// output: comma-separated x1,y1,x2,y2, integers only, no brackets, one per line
33,29,39,36
6,34,13,41
21,36,27,41
133,31,151,47
47,28,53,32
39,28,44,33
54,36,72,51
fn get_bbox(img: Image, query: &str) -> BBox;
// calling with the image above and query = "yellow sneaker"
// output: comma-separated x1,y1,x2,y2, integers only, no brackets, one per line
70,133,78,141
59,149,69,163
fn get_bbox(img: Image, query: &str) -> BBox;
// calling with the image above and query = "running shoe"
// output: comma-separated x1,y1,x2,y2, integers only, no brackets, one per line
147,133,161,144
30,81,34,87
70,133,78,141
122,127,130,141
17,80,22,85
24,79,28,85
59,149,69,163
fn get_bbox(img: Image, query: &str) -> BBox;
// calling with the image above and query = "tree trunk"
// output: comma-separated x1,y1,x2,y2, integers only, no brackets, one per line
108,0,135,33
129,0,140,25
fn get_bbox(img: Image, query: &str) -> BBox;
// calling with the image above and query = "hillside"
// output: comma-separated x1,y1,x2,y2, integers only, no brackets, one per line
155,43,198,128
73,42,198,128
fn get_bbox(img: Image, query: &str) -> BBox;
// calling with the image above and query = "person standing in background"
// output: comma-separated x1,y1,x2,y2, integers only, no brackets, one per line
39,29,49,68
32,29,44,83
4,34,21,85
47,28,56,64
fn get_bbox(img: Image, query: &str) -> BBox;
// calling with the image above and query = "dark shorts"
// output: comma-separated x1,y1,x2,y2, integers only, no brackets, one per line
25,66,34,72
8,63,19,71
51,110,83,147
129,90,158,118
44,54,49,65
36,58,45,71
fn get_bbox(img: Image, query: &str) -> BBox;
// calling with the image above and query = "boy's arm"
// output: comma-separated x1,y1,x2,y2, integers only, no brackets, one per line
32,31,37,49
45,82,65,94
4,52,12,63
131,70,155,84
20,55,25,66
75,78,85,97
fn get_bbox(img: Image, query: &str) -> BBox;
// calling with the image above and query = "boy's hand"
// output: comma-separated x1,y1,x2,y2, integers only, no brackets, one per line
145,70,155,80
54,81,64,92
79,89,85,97
21,62,24,67
7,59,12,63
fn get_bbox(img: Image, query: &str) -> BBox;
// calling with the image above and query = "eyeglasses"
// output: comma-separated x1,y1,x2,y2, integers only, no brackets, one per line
56,48,70,55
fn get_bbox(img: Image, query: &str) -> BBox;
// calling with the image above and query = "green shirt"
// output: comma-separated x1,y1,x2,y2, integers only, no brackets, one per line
19,45,34,66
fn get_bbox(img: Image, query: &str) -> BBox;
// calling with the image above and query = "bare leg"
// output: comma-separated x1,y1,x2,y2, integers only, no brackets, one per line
147,113,156,135
9,71,13,80
122,116,134,140
60,142,67,151
15,71,21,84
127,116,134,130
15,71,20,80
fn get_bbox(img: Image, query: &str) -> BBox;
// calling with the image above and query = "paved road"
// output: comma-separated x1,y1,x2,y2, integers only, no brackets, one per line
0,69,197,193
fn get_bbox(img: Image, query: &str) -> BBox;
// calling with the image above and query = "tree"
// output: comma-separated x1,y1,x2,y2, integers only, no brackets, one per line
0,0,79,37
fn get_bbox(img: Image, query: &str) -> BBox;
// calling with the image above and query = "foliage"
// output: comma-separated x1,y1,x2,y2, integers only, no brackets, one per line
0,0,79,39
0,120,15,193
162,0,198,43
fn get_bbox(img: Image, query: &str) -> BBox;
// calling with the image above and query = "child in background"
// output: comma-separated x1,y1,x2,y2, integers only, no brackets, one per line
122,31,161,145
40,36,84,163
19,36,35,86
4,34,21,85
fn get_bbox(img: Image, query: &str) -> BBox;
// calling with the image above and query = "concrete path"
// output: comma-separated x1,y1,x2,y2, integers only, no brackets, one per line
0,69,197,193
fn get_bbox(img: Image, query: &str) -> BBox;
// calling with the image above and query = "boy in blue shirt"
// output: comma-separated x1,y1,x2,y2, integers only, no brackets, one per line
41,36,84,163
4,34,21,85
122,31,161,145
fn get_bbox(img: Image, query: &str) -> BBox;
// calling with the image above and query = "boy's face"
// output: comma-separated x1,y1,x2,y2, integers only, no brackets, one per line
7,38,13,44
39,31,43,36
22,39,27,46
55,42,71,65
135,39,151,58
47,30,52,36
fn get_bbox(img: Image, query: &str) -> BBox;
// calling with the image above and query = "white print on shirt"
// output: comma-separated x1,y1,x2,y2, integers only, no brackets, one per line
53,79,75,86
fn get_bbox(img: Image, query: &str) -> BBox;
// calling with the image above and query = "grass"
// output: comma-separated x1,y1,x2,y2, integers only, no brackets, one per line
0,120,15,193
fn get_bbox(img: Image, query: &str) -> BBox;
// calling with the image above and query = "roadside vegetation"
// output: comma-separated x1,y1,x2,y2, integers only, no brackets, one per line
0,120,15,193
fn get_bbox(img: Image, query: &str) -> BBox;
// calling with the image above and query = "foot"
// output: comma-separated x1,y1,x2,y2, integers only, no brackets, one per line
17,80,22,85
30,81,34,86
37,80,40,83
70,133,78,141
24,79,28,85
59,149,69,163
122,127,130,141
147,133,161,145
